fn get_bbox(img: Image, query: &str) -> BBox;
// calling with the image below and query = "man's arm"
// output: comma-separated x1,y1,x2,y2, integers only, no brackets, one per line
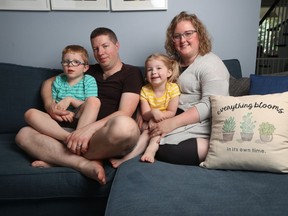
41,76,69,121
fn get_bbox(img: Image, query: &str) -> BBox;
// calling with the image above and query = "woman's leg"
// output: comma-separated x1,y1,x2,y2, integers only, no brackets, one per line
156,137,209,165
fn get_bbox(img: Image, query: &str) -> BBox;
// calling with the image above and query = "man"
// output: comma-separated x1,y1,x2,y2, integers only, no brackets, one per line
15,28,144,185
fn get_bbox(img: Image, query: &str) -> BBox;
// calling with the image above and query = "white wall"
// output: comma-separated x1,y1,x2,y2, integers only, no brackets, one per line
0,0,261,77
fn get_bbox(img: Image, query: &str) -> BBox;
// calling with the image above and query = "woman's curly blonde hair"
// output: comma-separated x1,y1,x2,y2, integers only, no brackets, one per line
165,11,212,61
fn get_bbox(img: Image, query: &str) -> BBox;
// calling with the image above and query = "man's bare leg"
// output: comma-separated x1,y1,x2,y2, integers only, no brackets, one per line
110,129,149,168
84,116,140,160
15,126,106,184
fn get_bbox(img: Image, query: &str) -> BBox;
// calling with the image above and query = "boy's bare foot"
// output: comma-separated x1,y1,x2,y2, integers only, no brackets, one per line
32,160,54,168
141,154,155,163
79,160,106,185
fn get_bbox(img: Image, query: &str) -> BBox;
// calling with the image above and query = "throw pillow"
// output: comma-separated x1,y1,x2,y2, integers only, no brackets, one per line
200,92,288,173
249,74,288,95
229,76,250,96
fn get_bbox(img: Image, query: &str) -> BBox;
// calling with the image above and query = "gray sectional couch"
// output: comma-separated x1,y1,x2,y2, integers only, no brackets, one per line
1,60,288,216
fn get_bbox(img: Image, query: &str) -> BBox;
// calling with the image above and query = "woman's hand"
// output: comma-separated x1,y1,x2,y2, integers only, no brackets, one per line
149,118,177,139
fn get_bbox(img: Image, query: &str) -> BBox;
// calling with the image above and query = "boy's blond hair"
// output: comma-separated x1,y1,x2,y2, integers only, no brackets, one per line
62,45,89,65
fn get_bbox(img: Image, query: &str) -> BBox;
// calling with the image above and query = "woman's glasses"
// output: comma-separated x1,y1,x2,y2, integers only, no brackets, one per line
172,30,197,42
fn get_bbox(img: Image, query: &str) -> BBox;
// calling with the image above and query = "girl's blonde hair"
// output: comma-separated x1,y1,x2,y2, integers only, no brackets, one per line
145,53,180,83
165,11,212,61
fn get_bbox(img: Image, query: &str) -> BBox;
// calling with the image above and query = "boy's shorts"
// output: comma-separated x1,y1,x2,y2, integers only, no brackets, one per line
57,105,81,129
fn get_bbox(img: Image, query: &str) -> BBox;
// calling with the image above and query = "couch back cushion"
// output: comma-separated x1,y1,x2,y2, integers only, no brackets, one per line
0,63,61,133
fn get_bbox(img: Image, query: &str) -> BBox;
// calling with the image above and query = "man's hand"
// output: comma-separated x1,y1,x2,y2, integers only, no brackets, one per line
65,124,95,155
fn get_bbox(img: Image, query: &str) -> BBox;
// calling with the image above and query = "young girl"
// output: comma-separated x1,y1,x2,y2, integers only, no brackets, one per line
110,53,180,166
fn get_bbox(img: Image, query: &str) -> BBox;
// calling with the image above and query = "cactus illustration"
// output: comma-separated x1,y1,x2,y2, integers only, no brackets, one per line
240,112,256,141
240,112,256,133
222,116,236,133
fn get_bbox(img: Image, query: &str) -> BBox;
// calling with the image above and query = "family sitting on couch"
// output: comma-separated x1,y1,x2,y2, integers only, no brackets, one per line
15,11,230,185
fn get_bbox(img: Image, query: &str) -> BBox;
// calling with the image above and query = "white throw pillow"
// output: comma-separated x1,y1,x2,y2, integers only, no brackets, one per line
200,92,288,173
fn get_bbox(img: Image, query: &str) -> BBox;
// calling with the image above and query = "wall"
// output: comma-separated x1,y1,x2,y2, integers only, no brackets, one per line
0,0,261,77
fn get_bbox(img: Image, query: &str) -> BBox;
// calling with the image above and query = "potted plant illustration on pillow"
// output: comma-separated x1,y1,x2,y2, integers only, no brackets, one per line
240,112,256,141
222,116,236,141
258,122,275,142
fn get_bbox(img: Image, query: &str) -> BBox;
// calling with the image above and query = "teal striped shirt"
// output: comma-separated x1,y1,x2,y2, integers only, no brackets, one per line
52,74,98,107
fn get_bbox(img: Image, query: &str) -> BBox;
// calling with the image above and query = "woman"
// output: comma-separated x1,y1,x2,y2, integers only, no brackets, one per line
149,11,230,165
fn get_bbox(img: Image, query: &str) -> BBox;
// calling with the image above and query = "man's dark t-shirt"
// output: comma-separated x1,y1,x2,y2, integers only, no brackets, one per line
87,64,144,120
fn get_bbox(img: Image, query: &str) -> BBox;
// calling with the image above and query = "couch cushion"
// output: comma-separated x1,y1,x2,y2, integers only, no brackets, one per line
0,63,61,133
0,134,115,200
249,74,288,95
106,156,288,216
201,92,288,173
223,59,242,79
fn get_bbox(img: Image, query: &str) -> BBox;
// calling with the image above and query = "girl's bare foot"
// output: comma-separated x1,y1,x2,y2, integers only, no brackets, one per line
141,154,155,163
110,158,127,168
32,160,54,168
79,160,106,185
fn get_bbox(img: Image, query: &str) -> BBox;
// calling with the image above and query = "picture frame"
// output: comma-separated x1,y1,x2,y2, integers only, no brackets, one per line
111,0,168,11
0,0,50,11
50,0,110,11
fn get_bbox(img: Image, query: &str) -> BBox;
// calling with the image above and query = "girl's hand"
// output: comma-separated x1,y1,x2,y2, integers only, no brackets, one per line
61,111,75,122
47,101,69,122
148,119,157,130
136,109,144,129
151,109,165,122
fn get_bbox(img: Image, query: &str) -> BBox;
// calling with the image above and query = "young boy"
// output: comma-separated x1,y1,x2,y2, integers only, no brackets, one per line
24,45,100,155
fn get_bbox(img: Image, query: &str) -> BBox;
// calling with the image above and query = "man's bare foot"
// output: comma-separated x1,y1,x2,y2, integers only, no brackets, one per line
32,160,54,168
79,160,106,185
141,154,155,163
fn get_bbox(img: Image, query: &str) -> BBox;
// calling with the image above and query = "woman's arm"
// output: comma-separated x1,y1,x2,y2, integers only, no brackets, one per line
149,106,200,138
